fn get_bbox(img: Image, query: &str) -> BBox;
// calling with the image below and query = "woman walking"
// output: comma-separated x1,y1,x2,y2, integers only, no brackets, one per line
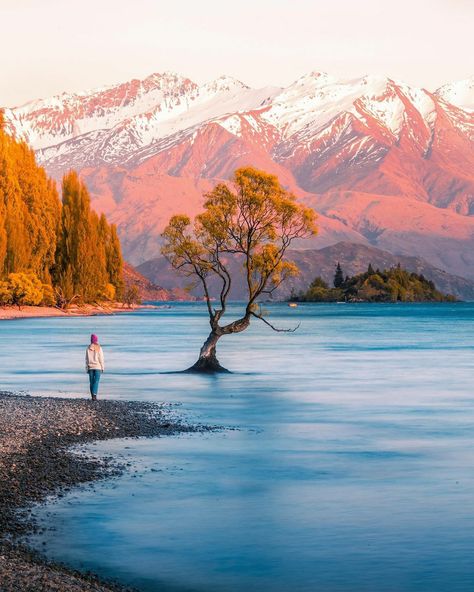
85,334,105,400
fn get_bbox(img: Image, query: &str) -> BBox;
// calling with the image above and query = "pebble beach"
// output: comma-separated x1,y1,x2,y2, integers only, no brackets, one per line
0,392,198,592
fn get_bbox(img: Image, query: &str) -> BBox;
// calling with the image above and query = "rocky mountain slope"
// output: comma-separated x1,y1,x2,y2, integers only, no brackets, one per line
3,71,474,279
122,262,189,301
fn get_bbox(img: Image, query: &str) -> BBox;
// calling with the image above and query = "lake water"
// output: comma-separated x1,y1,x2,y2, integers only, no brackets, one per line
2,303,474,591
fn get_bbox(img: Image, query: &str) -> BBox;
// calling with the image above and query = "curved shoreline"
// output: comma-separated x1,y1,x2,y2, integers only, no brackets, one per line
0,392,204,592
0,303,164,321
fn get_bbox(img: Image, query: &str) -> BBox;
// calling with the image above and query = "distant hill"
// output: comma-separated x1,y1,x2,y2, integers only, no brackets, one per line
122,262,191,301
285,243,474,301
137,242,474,301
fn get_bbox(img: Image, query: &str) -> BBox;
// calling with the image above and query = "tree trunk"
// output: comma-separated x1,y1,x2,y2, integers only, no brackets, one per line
186,330,230,373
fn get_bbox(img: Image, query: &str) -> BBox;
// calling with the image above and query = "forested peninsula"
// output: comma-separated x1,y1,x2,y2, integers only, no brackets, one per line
293,264,457,303
0,112,124,309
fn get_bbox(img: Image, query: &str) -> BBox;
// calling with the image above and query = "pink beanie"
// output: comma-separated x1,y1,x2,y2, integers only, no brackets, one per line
91,334,98,344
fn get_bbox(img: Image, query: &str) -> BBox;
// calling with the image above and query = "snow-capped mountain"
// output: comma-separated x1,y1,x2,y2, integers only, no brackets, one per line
3,71,474,279
436,77,474,111
4,72,279,157
5,72,198,149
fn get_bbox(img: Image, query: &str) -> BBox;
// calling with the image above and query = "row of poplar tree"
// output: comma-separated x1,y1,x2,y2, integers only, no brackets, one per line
0,112,123,307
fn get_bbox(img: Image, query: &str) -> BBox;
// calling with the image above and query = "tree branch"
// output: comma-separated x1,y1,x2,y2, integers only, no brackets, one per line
250,310,300,333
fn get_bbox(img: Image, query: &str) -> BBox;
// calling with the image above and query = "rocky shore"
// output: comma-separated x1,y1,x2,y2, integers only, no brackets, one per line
0,392,199,591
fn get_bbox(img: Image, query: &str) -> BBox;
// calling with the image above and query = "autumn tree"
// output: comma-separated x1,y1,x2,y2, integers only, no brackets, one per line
162,167,317,372
0,113,8,271
5,272,45,309
123,284,141,308
105,222,124,299
0,113,124,307
55,172,95,300
0,280,11,307
0,111,60,279
54,172,124,304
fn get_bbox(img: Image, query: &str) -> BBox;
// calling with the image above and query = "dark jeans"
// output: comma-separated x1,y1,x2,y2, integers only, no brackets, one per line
88,369,102,396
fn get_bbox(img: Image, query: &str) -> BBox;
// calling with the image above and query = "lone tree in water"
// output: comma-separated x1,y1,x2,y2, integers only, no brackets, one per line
162,167,317,372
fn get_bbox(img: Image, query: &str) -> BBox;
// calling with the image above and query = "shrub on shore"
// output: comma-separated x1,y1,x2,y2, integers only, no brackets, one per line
0,272,56,309
6,272,43,308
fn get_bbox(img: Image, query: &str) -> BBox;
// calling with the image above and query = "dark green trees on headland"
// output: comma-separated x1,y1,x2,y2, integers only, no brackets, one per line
296,264,456,303
0,112,123,307
333,262,344,288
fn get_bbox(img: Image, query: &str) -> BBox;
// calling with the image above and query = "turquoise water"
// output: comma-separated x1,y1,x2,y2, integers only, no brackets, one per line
2,303,474,591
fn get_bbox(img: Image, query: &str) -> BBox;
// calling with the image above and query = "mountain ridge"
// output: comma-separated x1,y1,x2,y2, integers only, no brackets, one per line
3,69,474,281
137,242,474,302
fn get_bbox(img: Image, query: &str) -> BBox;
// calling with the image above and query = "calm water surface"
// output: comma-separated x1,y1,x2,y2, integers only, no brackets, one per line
1,303,474,591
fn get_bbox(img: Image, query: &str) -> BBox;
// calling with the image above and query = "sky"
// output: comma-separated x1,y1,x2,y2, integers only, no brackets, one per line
1,0,472,107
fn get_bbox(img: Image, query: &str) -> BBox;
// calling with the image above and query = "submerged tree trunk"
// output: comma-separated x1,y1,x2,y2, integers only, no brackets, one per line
186,315,251,373
186,330,230,373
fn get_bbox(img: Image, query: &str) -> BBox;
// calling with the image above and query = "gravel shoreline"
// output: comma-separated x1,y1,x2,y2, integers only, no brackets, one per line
0,391,201,592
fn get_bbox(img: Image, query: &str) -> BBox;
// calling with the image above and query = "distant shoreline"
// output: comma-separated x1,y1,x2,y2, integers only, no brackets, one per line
0,303,162,321
1,300,464,323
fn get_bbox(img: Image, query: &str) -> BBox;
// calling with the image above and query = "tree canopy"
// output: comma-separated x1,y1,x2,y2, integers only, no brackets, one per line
53,171,124,303
0,112,124,306
162,167,317,371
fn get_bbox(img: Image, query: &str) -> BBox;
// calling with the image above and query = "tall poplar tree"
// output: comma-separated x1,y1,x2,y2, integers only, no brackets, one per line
1,112,124,305
55,171,124,303
0,111,60,278
107,224,124,298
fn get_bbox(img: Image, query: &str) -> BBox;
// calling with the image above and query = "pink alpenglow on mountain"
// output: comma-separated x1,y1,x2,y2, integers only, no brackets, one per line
3,71,474,278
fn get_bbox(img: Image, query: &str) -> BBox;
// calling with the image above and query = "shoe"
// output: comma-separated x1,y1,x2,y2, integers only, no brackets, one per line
91,395,97,401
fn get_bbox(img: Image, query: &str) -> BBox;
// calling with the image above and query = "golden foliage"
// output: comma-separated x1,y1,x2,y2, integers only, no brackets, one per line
54,171,124,303
162,167,317,321
0,117,124,305
2,272,45,308
0,120,60,279
102,283,116,301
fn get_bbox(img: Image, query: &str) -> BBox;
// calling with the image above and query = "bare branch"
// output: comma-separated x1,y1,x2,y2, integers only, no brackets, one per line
192,265,214,321
250,310,300,333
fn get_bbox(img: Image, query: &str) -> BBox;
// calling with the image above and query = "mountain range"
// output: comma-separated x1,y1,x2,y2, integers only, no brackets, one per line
3,70,474,285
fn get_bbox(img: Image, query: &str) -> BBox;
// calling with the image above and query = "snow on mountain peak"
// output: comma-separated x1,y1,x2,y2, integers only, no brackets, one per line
4,70,472,170
139,71,197,92
260,73,404,139
5,72,284,165
3,70,202,149
202,75,249,93
294,71,333,84
436,77,474,111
